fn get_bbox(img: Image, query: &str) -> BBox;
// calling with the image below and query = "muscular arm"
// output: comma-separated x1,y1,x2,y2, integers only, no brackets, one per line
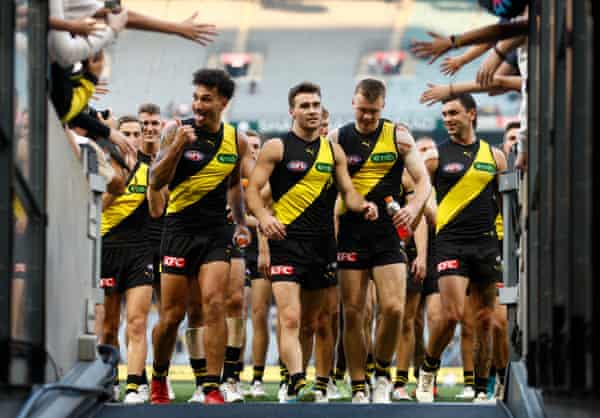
492,146,508,213
246,139,282,222
149,123,188,190
124,9,216,45
228,132,249,226
420,76,522,105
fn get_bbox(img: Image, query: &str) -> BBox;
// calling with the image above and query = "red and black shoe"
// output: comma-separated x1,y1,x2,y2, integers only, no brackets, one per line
151,378,170,404
204,389,225,404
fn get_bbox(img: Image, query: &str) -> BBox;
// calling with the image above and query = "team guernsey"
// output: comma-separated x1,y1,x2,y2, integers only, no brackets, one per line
161,120,238,277
268,132,337,290
433,138,502,282
336,119,407,269
100,154,153,293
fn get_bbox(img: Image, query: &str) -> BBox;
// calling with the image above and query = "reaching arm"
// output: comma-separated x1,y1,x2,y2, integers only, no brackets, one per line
125,10,217,45
420,75,522,106
441,42,493,76
149,123,195,190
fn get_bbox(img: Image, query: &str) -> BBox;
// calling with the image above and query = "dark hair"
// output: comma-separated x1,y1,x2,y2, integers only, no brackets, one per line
288,81,321,108
505,121,521,132
321,106,329,119
138,103,161,116
245,129,262,140
354,78,386,102
117,115,141,130
442,93,478,129
192,69,236,100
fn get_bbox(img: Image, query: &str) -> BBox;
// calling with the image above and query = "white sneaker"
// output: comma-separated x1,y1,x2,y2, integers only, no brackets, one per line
455,385,476,401
351,391,370,404
167,378,176,401
372,376,392,403
250,381,266,398
221,379,244,403
137,384,149,402
391,386,412,401
188,386,205,403
123,391,146,404
278,383,288,403
314,389,329,403
327,379,341,400
415,369,436,403
474,391,496,404
493,382,505,400
112,384,120,402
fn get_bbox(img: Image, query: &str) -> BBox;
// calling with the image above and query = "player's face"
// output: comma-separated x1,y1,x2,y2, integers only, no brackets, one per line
246,135,261,161
119,121,142,150
192,85,229,128
290,93,322,131
441,99,475,139
353,93,384,133
139,112,162,141
320,115,330,136
503,127,519,155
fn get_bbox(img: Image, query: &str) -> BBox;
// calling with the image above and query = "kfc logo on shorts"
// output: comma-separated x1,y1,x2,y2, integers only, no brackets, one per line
100,277,116,288
337,252,358,262
270,265,295,275
437,259,459,272
163,256,186,268
287,160,308,172
14,263,27,273
443,163,464,173
347,155,363,165
184,150,204,162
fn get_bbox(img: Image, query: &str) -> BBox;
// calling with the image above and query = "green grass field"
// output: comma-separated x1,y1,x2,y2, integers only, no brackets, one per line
122,381,467,403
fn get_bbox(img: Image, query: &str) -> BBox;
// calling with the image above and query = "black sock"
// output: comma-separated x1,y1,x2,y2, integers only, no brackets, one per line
497,368,506,385
329,369,335,383
113,372,119,387
475,376,488,395
422,354,440,373
314,376,329,393
126,374,143,394
288,372,306,396
279,359,289,387
222,346,241,382
235,360,244,383
202,375,220,395
152,362,169,381
464,370,475,387
394,370,408,388
366,353,375,384
374,358,391,379
351,379,367,396
334,367,345,381
141,368,148,385
489,365,497,379
190,358,207,387
253,365,265,383
414,366,420,380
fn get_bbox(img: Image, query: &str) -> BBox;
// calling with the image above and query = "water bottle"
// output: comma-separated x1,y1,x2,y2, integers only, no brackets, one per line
384,196,411,241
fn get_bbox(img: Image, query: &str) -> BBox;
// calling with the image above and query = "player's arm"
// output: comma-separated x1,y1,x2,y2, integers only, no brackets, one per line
492,146,508,213
149,122,195,190
147,186,168,218
331,142,378,220
246,139,287,240
101,155,129,210
228,131,250,228
395,125,432,230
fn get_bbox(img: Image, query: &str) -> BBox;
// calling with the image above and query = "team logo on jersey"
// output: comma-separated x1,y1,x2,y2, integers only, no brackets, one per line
217,153,238,164
337,252,358,262
316,162,333,173
287,160,308,172
371,152,397,163
128,184,147,194
361,140,371,148
270,265,295,275
437,259,459,272
443,163,464,173
474,162,496,174
305,147,315,156
347,155,363,165
184,150,204,161
163,256,186,268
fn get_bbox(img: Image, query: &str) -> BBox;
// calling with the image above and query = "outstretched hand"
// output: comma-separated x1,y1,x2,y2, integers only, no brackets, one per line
411,31,453,64
177,12,218,45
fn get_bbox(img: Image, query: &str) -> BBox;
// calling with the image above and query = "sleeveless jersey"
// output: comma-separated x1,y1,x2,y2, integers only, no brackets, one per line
138,152,164,246
270,132,336,239
101,155,150,246
434,138,498,242
165,120,238,232
337,119,405,225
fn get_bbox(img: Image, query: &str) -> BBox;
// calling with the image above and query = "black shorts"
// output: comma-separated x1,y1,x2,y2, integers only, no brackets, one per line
434,238,502,284
101,244,153,294
161,226,233,277
337,221,406,270
269,236,337,291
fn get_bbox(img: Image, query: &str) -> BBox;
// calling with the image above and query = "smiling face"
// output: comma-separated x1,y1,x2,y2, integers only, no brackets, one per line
246,134,261,161
192,85,229,129
503,127,519,155
441,99,476,141
119,121,142,150
290,92,322,132
352,92,384,134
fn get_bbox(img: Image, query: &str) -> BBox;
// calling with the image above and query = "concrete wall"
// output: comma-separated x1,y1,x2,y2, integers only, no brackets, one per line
45,103,95,379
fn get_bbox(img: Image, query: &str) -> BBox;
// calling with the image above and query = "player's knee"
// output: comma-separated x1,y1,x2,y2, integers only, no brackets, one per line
380,300,403,323
127,315,147,340
443,303,464,324
203,298,225,325
493,313,508,333
186,304,203,327
343,304,363,330
476,307,494,330
226,291,244,315
316,314,332,338
401,317,415,336
279,306,300,331
251,303,269,324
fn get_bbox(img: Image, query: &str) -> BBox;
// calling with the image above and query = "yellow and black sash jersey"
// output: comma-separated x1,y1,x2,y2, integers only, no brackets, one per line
434,138,498,242
101,154,150,246
270,132,336,239
337,119,405,225
138,152,164,247
165,120,238,232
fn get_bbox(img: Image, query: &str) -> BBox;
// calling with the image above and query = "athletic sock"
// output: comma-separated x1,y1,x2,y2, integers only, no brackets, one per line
235,360,244,383
126,374,143,394
334,367,345,382
422,354,441,373
374,358,391,379
202,375,220,395
222,346,241,382
366,353,375,382
329,369,335,384
253,365,265,383
152,362,169,381
497,368,506,385
475,376,489,395
351,379,367,396
464,370,475,387
288,372,306,396
190,358,207,387
279,359,289,387
394,369,409,388
141,368,148,385
314,376,329,393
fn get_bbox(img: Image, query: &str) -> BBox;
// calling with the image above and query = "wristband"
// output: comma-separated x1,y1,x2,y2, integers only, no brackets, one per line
450,35,457,49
